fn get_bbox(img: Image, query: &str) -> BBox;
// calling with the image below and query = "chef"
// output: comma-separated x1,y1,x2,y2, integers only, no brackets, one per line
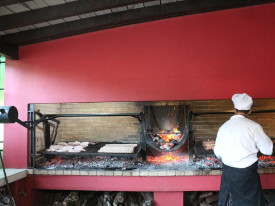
214,93,273,206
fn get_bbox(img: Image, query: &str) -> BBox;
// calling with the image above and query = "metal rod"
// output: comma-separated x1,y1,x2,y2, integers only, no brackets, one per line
29,105,36,168
0,151,14,206
34,113,143,125
252,110,275,113
51,121,60,145
43,113,143,117
190,109,275,117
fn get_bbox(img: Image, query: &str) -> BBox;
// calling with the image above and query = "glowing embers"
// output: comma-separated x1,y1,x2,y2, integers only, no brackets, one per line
147,153,188,165
44,156,64,167
153,128,184,150
259,155,275,162
194,156,219,167
258,155,275,167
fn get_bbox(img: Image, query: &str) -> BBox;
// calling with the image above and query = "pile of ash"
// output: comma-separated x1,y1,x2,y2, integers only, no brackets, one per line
38,156,145,170
193,156,223,170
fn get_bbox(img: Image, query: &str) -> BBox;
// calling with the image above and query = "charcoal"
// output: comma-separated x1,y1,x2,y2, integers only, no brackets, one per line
37,153,274,171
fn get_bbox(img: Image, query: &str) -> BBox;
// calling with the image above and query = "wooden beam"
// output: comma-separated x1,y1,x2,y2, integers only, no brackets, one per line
0,0,154,30
0,41,19,60
2,0,275,46
0,0,28,6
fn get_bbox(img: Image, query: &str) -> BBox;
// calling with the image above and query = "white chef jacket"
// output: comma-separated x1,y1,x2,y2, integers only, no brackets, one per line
214,115,273,168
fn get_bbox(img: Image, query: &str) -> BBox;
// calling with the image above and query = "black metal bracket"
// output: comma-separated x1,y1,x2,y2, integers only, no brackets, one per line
15,119,32,130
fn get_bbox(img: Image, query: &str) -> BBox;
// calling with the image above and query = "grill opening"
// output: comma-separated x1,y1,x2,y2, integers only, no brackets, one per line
28,104,146,168
144,105,190,156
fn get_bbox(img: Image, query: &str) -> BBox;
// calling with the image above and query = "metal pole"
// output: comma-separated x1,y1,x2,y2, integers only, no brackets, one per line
0,151,15,206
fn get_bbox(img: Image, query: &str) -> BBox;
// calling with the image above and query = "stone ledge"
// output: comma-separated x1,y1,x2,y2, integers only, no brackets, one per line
0,169,28,187
28,167,275,176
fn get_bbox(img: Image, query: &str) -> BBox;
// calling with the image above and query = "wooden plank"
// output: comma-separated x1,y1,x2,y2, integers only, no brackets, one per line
0,41,19,60
0,0,154,30
2,0,275,46
0,0,28,6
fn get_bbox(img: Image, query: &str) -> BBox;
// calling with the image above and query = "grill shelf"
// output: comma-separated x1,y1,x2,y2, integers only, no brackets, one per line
28,108,146,168
43,142,142,158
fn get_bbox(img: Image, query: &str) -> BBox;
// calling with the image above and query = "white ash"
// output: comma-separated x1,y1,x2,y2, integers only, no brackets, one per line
40,156,144,170
38,155,274,171
258,160,275,168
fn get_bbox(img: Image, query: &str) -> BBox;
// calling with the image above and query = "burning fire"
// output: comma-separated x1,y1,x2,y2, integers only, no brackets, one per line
159,128,182,142
259,155,275,164
147,153,188,165
44,156,64,166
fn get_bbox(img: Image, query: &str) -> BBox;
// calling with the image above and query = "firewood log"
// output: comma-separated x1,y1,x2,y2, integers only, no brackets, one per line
185,191,198,204
141,192,154,206
63,192,80,206
199,192,213,199
106,201,111,206
80,192,97,206
110,193,116,204
103,193,112,206
80,192,96,202
113,192,126,206
125,194,138,206
103,192,111,203
205,194,219,204
53,202,63,206
82,194,98,206
200,202,212,206
98,196,103,206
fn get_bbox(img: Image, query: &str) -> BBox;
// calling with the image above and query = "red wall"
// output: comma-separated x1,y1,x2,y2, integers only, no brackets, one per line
4,4,275,168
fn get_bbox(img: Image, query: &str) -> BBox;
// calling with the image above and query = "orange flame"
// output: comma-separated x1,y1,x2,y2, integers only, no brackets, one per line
159,128,182,142
147,154,188,165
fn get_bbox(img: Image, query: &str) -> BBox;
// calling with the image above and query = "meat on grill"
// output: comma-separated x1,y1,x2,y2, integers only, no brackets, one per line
46,141,91,153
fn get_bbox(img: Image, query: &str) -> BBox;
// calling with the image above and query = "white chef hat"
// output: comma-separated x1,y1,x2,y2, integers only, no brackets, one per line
232,93,253,110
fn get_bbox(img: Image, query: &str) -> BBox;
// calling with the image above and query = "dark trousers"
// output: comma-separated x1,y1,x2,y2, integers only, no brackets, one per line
218,161,265,206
